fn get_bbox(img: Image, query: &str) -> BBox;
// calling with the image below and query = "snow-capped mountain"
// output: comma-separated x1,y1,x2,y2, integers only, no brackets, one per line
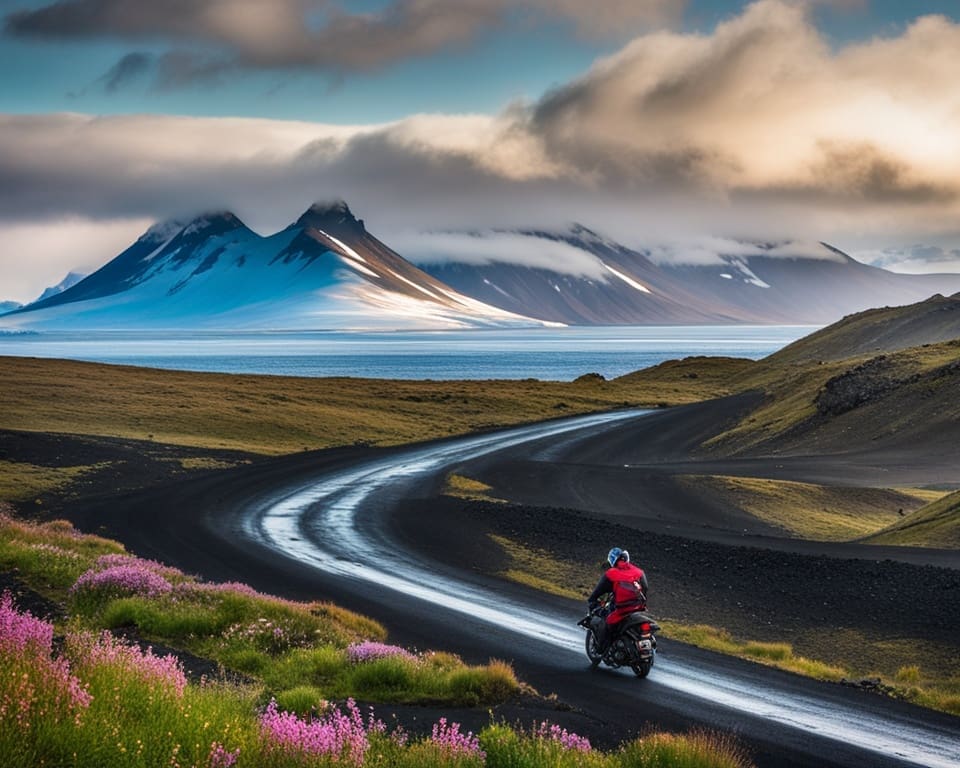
34,271,87,303
1,202,544,331
412,229,960,325
0,301,22,314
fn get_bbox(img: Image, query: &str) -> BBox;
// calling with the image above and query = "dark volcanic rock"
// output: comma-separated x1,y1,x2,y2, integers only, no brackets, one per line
815,356,900,416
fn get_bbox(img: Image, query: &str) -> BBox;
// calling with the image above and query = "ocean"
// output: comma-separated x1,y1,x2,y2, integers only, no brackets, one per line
0,326,814,381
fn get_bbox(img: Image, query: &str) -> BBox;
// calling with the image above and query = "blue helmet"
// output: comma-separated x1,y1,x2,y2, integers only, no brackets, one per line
607,547,630,567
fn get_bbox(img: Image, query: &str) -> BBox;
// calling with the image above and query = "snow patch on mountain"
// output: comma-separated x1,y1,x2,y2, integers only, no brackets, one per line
602,263,650,293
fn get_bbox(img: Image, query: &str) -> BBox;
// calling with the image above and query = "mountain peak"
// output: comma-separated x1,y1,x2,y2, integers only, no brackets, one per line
181,211,244,237
296,200,365,235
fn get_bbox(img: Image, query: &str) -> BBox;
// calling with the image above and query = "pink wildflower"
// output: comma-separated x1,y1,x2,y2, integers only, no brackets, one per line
92,553,182,578
533,720,592,752
0,591,53,654
70,563,173,600
430,718,486,760
67,630,188,698
207,741,240,768
0,593,91,728
346,641,415,663
259,697,375,766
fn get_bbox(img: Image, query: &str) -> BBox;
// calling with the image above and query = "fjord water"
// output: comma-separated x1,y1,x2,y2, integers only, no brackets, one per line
0,326,813,380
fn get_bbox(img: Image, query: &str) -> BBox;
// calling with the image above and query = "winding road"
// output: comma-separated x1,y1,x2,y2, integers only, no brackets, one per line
226,410,960,768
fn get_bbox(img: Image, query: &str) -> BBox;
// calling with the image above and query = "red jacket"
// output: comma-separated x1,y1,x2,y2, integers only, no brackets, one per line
604,561,647,625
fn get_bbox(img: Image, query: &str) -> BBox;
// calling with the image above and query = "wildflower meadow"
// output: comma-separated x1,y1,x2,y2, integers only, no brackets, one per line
0,512,754,767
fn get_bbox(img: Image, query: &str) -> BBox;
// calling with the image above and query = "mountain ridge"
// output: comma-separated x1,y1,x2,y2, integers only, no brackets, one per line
6,200,960,329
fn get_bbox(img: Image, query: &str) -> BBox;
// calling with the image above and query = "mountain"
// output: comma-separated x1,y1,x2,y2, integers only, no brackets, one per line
413,230,960,325
0,202,543,331
34,271,87,303
0,301,22,314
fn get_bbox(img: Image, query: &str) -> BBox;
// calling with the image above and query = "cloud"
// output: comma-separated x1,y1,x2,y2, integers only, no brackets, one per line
855,244,960,275
0,217,152,304
99,52,153,92
4,0,681,82
4,1,960,295
527,1,960,209
645,237,842,266
390,231,611,278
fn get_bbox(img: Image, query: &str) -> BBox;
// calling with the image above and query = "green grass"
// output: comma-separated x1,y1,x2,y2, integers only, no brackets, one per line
445,474,505,503
674,475,942,541
0,460,107,503
489,534,589,600
1,511,519,710
863,490,960,547
662,624,846,681
0,356,740,458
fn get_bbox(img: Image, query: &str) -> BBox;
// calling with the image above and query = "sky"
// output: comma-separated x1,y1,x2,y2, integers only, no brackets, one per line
2,0,960,303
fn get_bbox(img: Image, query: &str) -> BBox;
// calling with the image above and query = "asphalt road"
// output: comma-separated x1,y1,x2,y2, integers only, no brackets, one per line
69,410,960,768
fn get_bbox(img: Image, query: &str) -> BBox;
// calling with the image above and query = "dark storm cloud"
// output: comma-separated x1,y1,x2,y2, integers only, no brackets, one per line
3,0,680,81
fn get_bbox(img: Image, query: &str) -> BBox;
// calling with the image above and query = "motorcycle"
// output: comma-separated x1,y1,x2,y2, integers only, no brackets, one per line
577,599,660,678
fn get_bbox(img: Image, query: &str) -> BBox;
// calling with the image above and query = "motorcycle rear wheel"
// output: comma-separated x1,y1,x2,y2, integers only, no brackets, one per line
631,660,653,678
585,631,602,668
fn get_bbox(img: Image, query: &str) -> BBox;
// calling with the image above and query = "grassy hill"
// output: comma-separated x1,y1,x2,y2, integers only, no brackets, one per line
768,293,960,364
863,490,960,548
702,336,960,459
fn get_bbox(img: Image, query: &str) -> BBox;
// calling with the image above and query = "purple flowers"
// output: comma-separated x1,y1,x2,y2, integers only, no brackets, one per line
533,720,592,752
207,740,240,768
0,590,54,654
70,555,181,603
259,697,375,766
346,640,416,663
67,630,188,698
0,592,92,728
431,717,486,760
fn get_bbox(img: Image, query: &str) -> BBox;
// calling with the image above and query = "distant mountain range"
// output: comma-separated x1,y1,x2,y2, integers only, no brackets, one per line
4,201,960,330
414,230,960,325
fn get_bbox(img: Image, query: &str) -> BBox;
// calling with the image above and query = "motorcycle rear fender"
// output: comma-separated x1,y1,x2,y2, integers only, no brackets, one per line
619,612,660,633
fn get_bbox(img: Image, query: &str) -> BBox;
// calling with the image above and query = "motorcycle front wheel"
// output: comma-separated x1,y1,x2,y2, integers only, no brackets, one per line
585,631,602,668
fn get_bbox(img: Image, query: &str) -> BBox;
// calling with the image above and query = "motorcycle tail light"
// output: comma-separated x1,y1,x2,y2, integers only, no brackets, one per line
640,622,651,632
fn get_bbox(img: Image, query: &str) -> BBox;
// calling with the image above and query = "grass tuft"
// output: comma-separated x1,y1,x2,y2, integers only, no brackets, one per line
620,729,753,768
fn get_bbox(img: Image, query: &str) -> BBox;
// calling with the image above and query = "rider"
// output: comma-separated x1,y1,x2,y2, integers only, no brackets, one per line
587,547,648,654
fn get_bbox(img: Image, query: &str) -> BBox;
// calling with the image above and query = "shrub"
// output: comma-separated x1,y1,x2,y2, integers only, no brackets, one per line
620,730,752,768
70,563,174,610
274,685,328,716
447,659,519,706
